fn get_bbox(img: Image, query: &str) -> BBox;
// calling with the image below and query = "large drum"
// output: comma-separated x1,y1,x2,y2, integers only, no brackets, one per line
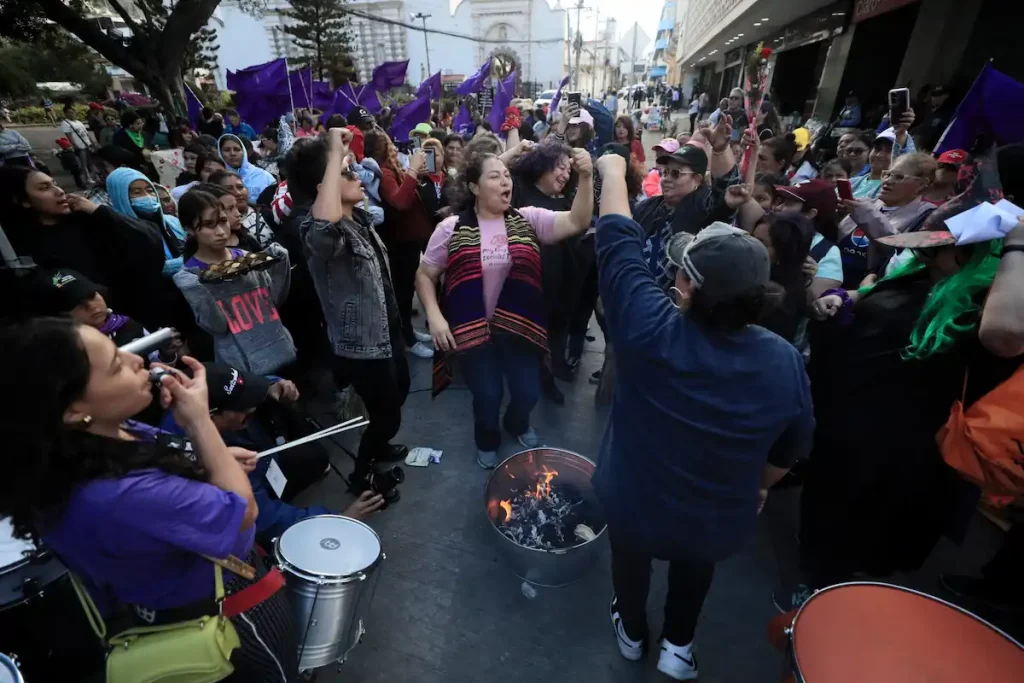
0,519,105,681
788,582,1023,682
275,515,384,671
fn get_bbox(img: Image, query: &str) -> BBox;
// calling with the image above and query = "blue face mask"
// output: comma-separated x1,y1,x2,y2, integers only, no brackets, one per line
130,196,161,215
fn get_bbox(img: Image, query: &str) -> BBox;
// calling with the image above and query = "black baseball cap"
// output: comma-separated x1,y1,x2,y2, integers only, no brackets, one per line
204,363,271,413
665,222,770,307
350,106,375,128
656,144,708,176
38,269,101,313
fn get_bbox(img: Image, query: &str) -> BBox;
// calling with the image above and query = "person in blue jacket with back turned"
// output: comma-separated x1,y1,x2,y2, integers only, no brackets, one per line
590,152,814,682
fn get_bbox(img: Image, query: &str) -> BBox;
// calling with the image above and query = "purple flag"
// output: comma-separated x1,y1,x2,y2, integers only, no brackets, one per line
936,64,1024,154
371,60,409,92
185,84,203,126
226,58,289,129
548,72,572,117
319,83,360,122
455,57,493,96
417,71,442,100
453,103,473,136
390,94,432,141
488,71,517,134
357,85,382,115
289,68,317,110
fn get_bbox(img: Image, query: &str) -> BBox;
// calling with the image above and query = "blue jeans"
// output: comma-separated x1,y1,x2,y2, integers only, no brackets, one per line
459,335,542,452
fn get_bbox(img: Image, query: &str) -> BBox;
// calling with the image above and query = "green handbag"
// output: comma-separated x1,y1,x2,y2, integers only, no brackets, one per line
71,563,241,683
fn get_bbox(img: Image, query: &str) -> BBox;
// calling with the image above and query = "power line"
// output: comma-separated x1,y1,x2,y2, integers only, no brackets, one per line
341,7,564,45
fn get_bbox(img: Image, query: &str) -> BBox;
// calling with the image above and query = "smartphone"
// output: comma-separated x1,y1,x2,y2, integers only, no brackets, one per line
836,178,854,201
888,88,910,127
411,136,422,152
567,91,581,107
424,147,436,173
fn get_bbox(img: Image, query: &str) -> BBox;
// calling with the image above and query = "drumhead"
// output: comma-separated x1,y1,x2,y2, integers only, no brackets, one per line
791,582,1023,682
277,515,381,578
0,519,35,572
0,653,22,683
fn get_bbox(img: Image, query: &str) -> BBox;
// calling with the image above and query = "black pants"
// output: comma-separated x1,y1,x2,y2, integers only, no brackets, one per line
610,531,715,646
689,113,697,133
389,240,425,347
982,523,1024,601
333,353,410,469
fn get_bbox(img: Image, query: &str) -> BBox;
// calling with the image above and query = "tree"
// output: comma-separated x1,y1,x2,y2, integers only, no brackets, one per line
280,0,356,84
0,0,221,110
134,0,219,76
0,26,113,100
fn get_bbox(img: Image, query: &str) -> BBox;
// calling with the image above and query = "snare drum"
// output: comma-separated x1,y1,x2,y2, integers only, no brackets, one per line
275,515,384,671
0,654,22,683
0,519,105,681
788,582,1023,682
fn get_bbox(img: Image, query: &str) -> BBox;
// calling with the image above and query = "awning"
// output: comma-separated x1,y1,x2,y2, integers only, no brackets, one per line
649,66,667,78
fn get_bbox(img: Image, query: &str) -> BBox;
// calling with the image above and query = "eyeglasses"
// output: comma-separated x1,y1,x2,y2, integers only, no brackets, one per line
341,168,360,181
881,170,919,183
656,167,696,180
841,146,869,156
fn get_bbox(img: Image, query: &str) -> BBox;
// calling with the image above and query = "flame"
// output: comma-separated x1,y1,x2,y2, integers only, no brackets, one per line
499,499,513,522
526,466,558,499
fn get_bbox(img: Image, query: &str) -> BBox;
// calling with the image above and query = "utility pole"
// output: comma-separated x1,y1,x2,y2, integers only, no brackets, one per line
571,0,586,90
412,12,432,77
630,21,638,86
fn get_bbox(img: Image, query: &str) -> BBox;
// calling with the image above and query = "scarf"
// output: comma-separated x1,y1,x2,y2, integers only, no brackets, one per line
125,129,145,148
432,209,547,395
99,312,130,336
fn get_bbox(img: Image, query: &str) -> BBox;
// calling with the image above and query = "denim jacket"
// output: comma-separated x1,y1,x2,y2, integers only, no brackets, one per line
300,208,396,359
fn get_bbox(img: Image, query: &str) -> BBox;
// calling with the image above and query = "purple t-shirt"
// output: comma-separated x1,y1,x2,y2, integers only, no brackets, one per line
422,207,558,319
44,467,253,613
184,247,245,271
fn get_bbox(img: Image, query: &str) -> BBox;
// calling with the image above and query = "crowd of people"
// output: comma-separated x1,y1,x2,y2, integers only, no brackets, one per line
0,78,1021,682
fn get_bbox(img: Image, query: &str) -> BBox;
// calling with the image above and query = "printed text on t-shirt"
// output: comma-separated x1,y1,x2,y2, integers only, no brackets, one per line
214,287,280,334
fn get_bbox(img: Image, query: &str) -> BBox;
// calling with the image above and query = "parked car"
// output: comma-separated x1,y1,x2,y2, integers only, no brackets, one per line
534,89,557,113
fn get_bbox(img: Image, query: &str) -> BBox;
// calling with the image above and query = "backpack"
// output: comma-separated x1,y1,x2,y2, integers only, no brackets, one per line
937,364,1024,498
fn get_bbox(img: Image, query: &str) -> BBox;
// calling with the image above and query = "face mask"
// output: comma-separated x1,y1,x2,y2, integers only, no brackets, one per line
130,196,161,215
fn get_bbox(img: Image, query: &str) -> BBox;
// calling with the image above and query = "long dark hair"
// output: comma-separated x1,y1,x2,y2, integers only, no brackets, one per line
451,151,502,213
614,115,636,144
0,164,38,231
757,211,814,341
507,139,574,193
0,318,205,542
177,188,223,260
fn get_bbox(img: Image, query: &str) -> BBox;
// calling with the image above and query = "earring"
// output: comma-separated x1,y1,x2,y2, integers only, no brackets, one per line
78,415,93,427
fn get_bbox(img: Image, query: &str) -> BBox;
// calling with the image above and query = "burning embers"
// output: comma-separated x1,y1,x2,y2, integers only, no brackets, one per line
487,460,595,551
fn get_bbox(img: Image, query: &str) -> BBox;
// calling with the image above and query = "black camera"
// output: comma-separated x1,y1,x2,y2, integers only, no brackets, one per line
359,465,405,506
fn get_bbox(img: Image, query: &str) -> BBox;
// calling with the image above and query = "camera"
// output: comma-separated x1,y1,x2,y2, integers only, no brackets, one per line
357,464,405,506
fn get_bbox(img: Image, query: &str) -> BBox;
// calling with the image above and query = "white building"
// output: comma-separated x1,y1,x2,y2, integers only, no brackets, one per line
211,0,567,93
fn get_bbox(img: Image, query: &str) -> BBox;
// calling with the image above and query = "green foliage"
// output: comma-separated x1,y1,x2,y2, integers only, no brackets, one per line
0,32,112,100
135,0,219,77
280,0,356,84
8,104,116,125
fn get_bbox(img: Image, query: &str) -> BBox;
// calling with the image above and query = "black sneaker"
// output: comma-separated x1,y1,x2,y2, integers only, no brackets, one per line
773,583,814,613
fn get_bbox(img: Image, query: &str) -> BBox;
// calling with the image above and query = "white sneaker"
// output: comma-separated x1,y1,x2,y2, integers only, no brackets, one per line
413,329,432,343
516,428,542,449
609,596,644,661
656,639,698,681
408,341,434,359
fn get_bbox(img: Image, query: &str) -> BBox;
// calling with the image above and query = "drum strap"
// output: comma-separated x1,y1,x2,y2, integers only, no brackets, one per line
221,566,285,619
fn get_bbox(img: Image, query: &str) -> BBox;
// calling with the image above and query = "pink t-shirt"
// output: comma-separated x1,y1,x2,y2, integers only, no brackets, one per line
422,207,559,319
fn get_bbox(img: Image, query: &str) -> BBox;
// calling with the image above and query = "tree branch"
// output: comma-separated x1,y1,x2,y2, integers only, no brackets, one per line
34,0,149,78
105,0,143,36
157,0,222,68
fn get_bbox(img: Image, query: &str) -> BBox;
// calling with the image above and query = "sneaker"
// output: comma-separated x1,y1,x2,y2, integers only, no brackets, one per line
516,428,542,449
609,596,644,661
656,639,698,681
413,329,432,343
476,450,498,469
408,341,434,359
773,583,814,613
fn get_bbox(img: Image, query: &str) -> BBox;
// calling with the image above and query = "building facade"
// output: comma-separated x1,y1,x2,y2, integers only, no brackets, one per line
212,0,566,92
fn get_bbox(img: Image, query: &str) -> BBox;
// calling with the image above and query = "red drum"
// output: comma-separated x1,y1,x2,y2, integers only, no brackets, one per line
788,582,1023,683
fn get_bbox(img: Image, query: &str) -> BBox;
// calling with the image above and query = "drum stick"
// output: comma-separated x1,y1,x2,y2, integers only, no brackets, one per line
256,417,369,459
119,327,176,355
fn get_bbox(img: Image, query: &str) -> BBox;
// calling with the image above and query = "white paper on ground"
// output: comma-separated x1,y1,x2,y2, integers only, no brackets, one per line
405,447,443,467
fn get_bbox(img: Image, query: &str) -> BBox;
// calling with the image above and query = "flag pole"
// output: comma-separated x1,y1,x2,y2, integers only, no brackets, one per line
284,56,297,115
934,59,991,155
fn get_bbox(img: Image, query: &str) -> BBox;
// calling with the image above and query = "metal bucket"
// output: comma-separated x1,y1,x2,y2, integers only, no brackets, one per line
484,448,607,587
274,515,384,670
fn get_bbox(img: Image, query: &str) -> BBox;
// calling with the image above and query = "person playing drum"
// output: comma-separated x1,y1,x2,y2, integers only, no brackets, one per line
0,318,300,682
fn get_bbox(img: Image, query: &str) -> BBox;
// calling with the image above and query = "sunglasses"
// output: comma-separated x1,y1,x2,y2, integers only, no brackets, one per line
341,168,360,181
881,170,920,183
656,167,695,180
842,147,869,156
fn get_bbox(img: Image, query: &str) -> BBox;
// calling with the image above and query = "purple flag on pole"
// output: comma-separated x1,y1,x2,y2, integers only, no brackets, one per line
488,70,517,133
455,57,493,96
185,84,203,126
936,64,1024,154
226,58,289,129
548,72,572,117
390,94,432,141
371,60,409,92
453,103,473,136
289,68,316,110
417,71,442,100
357,85,382,115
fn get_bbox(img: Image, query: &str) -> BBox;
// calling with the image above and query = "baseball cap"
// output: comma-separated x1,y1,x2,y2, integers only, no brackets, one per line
875,128,897,144
349,106,375,128
598,142,630,164
204,363,271,413
665,222,770,307
663,223,770,305
775,180,838,220
657,144,708,176
568,109,594,127
937,149,968,167
40,269,100,313
410,122,432,139
652,138,680,155
931,85,949,97
792,127,811,152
